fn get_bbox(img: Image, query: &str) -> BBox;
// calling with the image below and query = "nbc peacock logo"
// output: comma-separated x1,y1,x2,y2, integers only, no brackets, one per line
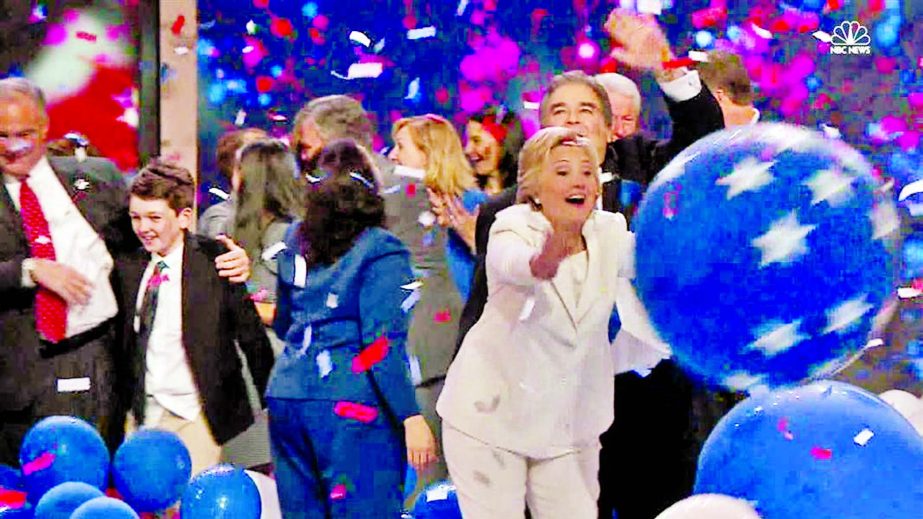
812,21,872,55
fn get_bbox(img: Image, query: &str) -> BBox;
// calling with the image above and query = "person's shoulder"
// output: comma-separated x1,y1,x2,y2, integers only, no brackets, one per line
49,156,121,182
186,233,226,262
357,227,408,258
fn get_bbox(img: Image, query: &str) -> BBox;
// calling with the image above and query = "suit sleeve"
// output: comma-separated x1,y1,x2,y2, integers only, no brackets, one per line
358,250,420,423
227,270,275,408
647,73,725,178
92,159,139,255
486,226,541,288
0,257,26,292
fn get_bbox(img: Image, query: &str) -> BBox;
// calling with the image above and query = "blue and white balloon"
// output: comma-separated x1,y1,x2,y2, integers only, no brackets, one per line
633,123,898,391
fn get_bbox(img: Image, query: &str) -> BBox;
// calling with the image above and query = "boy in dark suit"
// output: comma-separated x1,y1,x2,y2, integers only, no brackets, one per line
114,160,274,474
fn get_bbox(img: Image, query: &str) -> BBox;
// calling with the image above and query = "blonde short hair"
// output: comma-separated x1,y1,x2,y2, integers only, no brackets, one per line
516,126,600,206
391,114,474,197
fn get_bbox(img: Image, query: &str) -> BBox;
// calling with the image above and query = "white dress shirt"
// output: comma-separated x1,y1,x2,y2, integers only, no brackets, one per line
134,242,202,423
3,156,118,337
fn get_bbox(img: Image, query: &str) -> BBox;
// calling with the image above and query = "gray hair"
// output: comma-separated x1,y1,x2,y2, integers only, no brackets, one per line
292,95,373,150
594,73,641,115
0,77,47,116
539,71,613,128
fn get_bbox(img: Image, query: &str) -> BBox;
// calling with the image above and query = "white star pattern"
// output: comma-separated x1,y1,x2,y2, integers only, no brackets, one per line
822,295,874,335
723,372,768,394
751,211,817,267
650,151,700,189
747,319,808,357
869,201,900,240
803,167,855,206
715,157,776,199
759,124,815,154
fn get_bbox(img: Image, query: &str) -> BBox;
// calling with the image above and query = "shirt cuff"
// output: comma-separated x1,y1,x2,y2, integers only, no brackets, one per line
21,258,36,288
658,69,702,103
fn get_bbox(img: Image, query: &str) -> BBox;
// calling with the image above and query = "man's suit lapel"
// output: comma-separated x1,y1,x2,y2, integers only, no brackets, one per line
181,236,209,359
47,156,104,236
601,145,621,213
0,182,26,248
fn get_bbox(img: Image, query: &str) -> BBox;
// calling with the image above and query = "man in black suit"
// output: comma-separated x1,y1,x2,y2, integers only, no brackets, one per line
452,10,725,519
114,162,274,474
0,77,251,465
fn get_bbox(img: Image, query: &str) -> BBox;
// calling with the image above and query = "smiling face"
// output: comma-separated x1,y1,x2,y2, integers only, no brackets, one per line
464,120,501,176
129,196,192,257
387,126,428,169
542,82,610,166
537,144,599,229
0,93,48,179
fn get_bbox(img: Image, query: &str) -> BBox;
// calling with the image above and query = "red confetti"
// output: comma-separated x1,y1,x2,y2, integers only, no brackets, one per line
330,483,347,500
868,0,884,13
270,17,294,38
313,14,330,31
22,451,56,475
106,487,123,499
75,31,98,42
256,76,275,93
351,335,390,373
690,7,726,29
405,183,417,197
170,15,185,35
435,87,450,105
433,309,452,323
253,0,270,8
663,57,695,70
810,446,833,460
0,489,27,508
826,0,843,10
333,401,379,423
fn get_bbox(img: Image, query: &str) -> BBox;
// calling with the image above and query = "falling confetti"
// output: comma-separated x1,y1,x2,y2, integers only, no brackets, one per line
333,401,379,423
810,446,833,460
351,335,390,373
170,15,185,35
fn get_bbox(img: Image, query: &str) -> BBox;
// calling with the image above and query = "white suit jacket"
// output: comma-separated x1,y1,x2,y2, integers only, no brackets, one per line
437,204,669,457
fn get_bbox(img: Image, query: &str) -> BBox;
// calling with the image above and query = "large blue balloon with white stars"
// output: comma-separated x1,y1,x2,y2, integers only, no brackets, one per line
633,123,898,392
695,381,923,518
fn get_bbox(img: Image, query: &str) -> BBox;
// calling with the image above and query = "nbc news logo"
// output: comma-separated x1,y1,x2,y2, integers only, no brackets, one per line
813,21,872,55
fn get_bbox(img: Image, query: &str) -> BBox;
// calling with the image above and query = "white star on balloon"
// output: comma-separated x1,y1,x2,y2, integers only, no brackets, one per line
650,151,700,189
747,319,808,357
723,372,769,394
752,211,817,267
823,295,874,335
869,201,900,240
803,167,855,206
759,124,814,154
715,156,776,199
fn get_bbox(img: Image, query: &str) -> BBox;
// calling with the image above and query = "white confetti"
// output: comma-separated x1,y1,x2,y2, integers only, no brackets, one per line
853,428,874,446
409,355,422,386
407,26,436,40
235,109,247,127
326,293,339,309
349,31,372,47
519,296,536,321
261,241,287,261
401,290,421,313
316,350,333,378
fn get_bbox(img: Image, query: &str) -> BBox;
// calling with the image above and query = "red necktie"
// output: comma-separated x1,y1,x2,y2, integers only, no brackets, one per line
19,181,67,342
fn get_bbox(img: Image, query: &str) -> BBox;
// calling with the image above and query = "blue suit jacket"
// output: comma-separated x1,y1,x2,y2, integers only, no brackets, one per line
268,225,420,425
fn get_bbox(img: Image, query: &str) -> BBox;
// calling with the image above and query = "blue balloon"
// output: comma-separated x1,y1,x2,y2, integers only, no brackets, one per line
33,482,102,519
696,381,923,518
112,429,191,512
69,497,138,519
633,123,897,392
411,481,461,519
179,465,260,519
18,417,109,503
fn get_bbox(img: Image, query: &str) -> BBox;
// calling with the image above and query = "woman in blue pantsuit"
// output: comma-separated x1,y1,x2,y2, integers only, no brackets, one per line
268,139,437,518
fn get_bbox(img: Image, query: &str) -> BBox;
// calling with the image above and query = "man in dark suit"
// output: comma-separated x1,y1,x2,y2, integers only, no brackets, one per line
0,77,251,465
113,161,274,474
453,10,725,518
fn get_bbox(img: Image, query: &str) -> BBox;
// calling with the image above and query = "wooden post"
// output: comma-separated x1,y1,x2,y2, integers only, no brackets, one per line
158,0,199,223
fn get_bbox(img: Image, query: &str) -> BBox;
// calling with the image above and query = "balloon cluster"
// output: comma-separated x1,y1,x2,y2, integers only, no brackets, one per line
0,417,264,518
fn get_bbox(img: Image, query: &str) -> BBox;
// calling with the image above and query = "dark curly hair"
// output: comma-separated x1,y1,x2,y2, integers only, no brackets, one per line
299,139,385,267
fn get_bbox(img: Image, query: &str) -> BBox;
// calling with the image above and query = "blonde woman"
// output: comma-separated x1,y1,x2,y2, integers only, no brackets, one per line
387,114,487,503
436,127,669,518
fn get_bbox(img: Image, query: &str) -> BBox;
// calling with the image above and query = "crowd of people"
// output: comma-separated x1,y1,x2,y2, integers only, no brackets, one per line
0,8,767,519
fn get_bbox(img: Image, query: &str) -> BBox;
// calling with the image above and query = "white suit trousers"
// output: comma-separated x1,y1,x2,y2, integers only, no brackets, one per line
443,423,601,519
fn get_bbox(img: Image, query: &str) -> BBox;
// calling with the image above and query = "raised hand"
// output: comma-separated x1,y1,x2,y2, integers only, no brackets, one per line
604,9,673,72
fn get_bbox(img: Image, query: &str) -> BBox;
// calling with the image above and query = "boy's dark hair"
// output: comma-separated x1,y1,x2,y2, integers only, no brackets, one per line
130,159,195,212
299,139,385,267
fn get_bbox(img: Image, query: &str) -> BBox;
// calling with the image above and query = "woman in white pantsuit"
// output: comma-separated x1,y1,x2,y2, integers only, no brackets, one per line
437,127,669,518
